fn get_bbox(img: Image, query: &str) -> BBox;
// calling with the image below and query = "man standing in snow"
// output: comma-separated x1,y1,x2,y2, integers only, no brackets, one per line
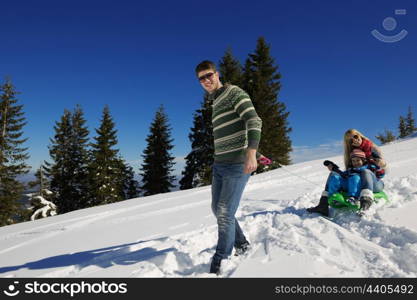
195,60,262,274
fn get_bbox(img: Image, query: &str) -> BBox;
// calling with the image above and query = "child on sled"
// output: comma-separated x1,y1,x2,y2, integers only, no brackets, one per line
307,149,384,217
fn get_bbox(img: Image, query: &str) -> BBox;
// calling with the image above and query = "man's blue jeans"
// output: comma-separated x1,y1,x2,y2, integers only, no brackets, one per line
211,162,250,261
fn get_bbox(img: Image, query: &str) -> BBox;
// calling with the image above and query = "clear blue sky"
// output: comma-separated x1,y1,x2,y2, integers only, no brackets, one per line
1,0,416,175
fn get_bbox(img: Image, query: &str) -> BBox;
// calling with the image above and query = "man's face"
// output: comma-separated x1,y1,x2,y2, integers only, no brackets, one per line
197,69,221,94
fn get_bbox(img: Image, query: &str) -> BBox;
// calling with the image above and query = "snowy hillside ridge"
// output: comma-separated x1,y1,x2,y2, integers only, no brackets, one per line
0,137,417,278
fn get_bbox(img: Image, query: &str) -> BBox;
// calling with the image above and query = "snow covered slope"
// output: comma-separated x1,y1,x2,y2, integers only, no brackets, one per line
1,137,417,278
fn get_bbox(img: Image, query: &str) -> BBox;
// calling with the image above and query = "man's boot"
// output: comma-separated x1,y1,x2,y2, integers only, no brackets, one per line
306,194,329,217
209,256,222,275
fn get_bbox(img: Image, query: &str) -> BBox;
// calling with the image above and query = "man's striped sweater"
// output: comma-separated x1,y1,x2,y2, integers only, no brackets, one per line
210,84,262,163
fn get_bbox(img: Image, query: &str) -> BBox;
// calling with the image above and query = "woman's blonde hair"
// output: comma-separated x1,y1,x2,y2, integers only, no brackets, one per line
343,128,387,169
343,129,370,168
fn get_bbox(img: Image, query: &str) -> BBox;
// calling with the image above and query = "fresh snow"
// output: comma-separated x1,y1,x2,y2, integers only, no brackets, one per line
1,137,417,278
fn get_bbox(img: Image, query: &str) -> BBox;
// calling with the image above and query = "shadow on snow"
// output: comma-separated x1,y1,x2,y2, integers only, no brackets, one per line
0,237,175,274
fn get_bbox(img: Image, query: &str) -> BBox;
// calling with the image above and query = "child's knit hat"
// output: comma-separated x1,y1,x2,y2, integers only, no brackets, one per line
350,149,366,159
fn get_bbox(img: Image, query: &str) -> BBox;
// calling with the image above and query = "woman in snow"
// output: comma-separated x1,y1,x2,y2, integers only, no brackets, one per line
343,129,386,209
307,129,386,216
343,129,386,175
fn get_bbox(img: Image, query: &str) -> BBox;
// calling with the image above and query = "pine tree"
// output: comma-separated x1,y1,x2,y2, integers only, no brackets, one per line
398,116,408,138
140,105,176,196
219,48,243,86
70,105,90,207
179,142,199,190
405,106,416,135
28,164,50,198
124,164,139,199
117,158,139,200
242,58,254,97
0,78,30,226
375,129,396,145
180,95,213,189
196,97,214,185
44,110,72,212
88,105,123,205
45,106,90,213
27,165,56,221
243,37,292,170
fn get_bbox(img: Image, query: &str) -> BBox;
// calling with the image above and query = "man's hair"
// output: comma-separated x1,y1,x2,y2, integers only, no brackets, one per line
195,60,217,76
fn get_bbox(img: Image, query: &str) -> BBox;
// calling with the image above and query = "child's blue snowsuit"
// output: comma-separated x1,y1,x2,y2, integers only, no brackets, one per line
326,165,369,198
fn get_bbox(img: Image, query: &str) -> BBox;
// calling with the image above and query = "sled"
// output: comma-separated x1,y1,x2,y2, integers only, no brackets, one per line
328,191,389,210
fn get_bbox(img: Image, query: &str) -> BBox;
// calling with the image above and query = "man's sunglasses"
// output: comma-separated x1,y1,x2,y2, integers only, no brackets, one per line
198,72,214,82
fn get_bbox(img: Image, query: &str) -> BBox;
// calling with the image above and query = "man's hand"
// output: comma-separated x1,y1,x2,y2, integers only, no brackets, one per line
244,148,258,174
